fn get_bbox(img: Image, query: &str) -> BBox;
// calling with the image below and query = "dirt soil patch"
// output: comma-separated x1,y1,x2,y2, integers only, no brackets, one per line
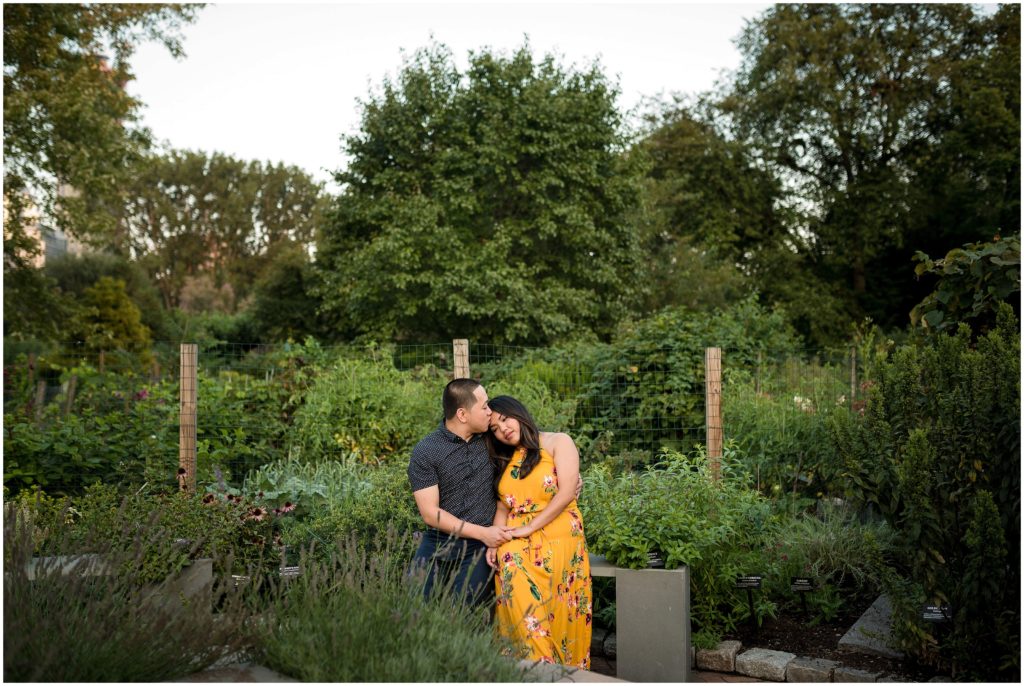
589,595,946,682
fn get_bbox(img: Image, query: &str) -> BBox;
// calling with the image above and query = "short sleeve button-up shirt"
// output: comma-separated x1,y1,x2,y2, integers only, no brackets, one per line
408,421,497,527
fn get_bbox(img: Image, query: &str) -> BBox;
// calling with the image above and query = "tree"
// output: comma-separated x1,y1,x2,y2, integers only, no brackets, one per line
315,41,646,344
249,241,324,341
632,100,786,314
70,276,152,355
44,251,171,339
3,3,199,341
723,4,1018,337
115,150,328,310
3,4,199,250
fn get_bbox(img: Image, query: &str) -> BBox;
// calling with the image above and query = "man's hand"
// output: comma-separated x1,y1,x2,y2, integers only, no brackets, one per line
574,473,583,500
486,547,498,569
479,525,514,548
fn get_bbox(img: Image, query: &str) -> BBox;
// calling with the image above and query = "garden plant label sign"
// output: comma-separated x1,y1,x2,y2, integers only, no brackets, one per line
790,577,815,592
735,575,763,589
922,604,952,622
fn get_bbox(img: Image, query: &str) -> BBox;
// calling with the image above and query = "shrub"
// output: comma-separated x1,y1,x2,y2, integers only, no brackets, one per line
3,500,257,681
15,483,286,578
579,445,781,646
254,530,526,682
766,503,896,622
830,305,1020,679
279,459,422,570
724,359,850,502
288,354,441,464
239,454,373,517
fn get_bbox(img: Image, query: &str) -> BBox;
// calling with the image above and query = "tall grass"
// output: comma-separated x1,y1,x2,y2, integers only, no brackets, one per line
3,502,257,681
254,528,529,682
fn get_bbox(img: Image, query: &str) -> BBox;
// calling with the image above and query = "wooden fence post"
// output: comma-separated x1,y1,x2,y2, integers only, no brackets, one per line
453,339,470,379
705,347,723,483
34,381,46,421
179,344,198,493
63,375,78,417
27,352,36,387
98,350,105,373
850,347,857,403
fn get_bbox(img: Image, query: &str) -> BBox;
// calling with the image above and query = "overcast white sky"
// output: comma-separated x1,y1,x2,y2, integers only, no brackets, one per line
127,2,772,190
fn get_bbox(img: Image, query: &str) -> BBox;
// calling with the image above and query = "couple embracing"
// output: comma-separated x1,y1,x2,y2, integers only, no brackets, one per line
408,378,592,669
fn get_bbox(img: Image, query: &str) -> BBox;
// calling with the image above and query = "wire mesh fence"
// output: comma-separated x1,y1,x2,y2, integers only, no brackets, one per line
3,338,861,497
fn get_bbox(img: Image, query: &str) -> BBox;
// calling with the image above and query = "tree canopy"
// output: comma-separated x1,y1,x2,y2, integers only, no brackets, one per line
315,42,646,344
722,3,1020,340
115,149,327,310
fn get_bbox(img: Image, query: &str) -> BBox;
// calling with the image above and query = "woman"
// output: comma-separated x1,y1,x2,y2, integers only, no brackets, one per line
484,395,592,669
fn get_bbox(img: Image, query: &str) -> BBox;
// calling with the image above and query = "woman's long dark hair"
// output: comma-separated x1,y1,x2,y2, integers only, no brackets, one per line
485,395,542,496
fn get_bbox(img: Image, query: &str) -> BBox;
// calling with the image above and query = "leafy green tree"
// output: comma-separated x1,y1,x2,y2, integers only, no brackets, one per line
3,4,199,256
70,276,152,355
44,252,171,340
723,4,1019,337
249,241,324,341
3,4,199,341
316,41,645,344
115,150,328,309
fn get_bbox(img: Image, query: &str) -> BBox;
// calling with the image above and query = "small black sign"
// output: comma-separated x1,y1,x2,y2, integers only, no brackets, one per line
791,577,815,592
735,575,763,589
922,604,952,622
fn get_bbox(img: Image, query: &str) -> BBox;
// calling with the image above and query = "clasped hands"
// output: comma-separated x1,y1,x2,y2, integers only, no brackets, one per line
483,523,535,569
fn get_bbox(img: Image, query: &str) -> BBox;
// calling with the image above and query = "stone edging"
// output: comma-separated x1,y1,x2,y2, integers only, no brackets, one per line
694,640,950,683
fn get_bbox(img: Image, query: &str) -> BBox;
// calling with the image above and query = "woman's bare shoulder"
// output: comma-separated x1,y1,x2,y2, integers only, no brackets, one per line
539,432,576,452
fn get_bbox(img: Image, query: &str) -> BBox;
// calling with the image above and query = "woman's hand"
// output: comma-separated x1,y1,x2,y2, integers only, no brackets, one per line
510,524,535,538
486,547,498,569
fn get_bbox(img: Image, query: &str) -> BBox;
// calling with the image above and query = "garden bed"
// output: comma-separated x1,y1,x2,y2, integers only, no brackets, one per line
720,596,943,682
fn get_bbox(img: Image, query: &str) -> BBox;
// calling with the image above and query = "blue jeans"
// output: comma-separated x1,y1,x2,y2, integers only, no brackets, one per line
411,529,494,607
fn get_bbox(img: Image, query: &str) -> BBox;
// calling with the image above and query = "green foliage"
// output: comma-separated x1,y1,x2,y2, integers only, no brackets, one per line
3,360,292,496
633,101,782,314
768,503,896,622
70,276,153,356
278,460,422,571
724,356,851,501
579,447,781,645
14,483,286,578
116,149,327,310
723,4,1020,337
830,306,1020,679
3,4,200,341
911,234,1020,334
587,296,800,456
316,40,645,344
249,241,325,341
45,251,173,340
288,354,441,464
240,455,373,518
255,530,526,682
4,499,256,682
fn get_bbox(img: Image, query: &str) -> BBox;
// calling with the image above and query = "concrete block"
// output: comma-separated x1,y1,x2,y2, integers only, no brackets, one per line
696,640,742,672
735,648,796,682
786,657,838,682
602,632,616,659
614,567,690,682
838,595,903,660
834,666,878,682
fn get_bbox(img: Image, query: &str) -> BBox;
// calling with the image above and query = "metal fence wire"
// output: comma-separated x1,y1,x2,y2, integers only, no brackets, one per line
3,339,860,494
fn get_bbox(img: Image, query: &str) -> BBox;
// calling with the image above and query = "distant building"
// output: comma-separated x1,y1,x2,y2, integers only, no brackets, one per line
4,185,85,267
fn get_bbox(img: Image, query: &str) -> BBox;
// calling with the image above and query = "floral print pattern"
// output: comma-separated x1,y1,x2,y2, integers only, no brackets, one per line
494,447,592,670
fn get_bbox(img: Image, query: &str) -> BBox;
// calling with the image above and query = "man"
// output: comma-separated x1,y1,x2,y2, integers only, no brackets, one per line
408,378,511,605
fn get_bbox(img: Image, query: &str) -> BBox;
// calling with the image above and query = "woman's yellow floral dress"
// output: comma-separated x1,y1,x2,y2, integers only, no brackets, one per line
495,447,592,668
